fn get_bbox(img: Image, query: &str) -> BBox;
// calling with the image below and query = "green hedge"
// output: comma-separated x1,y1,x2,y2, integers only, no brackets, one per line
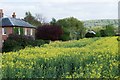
2,34,48,52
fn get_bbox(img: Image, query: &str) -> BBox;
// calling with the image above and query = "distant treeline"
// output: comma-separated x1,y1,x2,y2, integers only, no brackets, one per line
84,19,118,27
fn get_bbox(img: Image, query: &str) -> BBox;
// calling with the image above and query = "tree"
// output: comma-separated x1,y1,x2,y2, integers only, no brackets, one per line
50,18,57,25
35,14,47,24
24,12,41,27
104,25,115,36
56,17,86,40
36,24,63,41
100,30,107,37
99,25,115,37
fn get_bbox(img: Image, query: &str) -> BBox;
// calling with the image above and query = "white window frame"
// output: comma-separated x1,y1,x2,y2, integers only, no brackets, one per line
30,29,33,35
18,28,20,35
25,28,27,35
2,28,6,35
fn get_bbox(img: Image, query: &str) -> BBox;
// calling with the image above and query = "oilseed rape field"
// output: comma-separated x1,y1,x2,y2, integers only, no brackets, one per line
2,37,119,78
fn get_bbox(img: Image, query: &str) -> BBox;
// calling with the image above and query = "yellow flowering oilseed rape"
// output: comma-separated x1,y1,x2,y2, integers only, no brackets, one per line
2,37,119,78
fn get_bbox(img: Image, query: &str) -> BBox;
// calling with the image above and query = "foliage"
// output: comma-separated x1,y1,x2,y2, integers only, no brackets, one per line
59,28,70,41
35,14,47,24
104,25,116,36
57,17,86,40
99,25,115,37
43,37,99,48
50,18,57,25
13,27,24,35
2,39,22,52
87,26,102,37
117,36,120,41
36,24,63,41
31,39,47,47
99,30,107,37
0,54,2,80
24,12,41,27
2,37,119,78
2,34,46,52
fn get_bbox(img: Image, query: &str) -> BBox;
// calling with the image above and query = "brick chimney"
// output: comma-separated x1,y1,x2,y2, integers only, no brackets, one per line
12,12,16,18
0,9,3,18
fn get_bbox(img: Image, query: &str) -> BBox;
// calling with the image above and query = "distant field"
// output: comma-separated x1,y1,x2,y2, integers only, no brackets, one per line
2,37,119,78
84,19,118,27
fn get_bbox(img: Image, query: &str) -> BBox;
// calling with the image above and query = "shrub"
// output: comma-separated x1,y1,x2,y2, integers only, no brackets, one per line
2,34,47,52
36,24,63,41
60,29,70,41
30,39,47,47
2,39,21,52
99,25,116,37
7,34,34,47
117,37,120,41
104,25,116,36
99,30,107,37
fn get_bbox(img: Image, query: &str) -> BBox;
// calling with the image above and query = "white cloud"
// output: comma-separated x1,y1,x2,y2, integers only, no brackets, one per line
0,0,118,22
0,0,119,3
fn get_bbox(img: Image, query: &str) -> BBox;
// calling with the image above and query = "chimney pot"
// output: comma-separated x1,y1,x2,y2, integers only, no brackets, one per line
0,9,3,18
12,12,16,18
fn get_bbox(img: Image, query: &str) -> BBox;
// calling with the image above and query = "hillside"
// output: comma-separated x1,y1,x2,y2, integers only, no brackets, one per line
2,37,119,78
83,19,118,27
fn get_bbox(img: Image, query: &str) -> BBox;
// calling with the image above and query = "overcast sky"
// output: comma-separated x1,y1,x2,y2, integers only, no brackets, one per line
0,0,119,22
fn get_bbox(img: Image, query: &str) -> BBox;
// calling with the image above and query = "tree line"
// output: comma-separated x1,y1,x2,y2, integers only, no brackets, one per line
24,12,117,41
24,12,86,41
2,12,117,52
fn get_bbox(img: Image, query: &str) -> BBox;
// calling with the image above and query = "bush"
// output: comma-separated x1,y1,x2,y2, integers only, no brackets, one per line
8,34,34,47
100,30,107,37
2,34,47,52
36,24,63,41
117,37,120,41
99,25,115,37
2,39,22,52
60,29,70,41
30,39,47,47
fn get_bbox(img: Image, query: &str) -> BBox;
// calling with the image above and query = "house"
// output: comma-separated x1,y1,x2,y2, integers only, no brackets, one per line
0,9,36,52
85,30,96,38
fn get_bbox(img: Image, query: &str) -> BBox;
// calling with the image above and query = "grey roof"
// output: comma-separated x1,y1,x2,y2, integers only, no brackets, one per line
88,31,96,34
0,17,35,28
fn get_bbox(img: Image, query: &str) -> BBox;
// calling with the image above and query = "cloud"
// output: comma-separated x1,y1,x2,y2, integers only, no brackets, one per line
0,0,118,22
0,0,119,2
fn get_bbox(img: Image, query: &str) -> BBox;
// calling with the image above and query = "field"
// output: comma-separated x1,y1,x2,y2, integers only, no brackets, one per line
0,53,2,79
2,37,119,78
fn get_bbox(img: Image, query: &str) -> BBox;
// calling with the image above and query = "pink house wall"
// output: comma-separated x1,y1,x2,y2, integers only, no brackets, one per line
2,27,13,41
2,27,35,41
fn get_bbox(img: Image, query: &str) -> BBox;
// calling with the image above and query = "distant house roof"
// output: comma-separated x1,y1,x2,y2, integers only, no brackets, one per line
88,31,96,34
0,17,35,28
